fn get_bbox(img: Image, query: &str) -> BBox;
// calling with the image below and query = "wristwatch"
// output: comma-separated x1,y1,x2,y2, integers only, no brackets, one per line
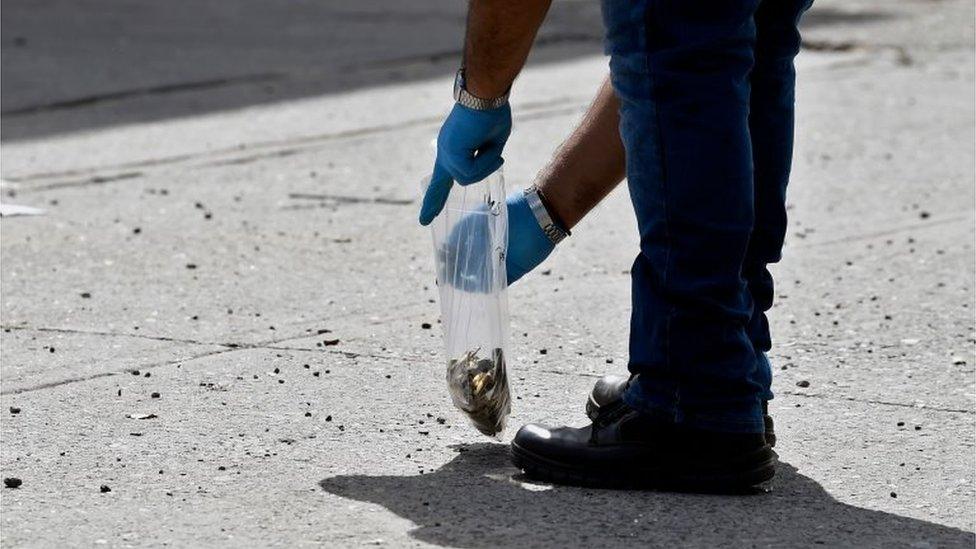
524,185,570,245
454,68,509,111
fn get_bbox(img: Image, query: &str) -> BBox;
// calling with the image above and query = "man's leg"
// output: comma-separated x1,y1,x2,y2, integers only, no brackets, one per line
510,0,777,489
611,0,764,433
744,0,814,402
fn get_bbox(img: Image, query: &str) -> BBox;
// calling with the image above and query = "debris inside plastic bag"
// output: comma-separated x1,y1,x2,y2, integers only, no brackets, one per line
447,347,510,436
422,167,512,437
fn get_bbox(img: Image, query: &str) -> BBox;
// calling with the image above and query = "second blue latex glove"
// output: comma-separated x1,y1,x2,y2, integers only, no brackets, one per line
419,102,512,226
439,191,556,291
504,191,556,285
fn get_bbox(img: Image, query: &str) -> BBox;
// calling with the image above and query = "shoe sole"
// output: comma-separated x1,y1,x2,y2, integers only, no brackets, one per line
511,441,778,492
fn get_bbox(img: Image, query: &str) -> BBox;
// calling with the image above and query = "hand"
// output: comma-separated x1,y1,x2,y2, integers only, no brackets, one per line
504,191,555,284
419,102,512,226
438,191,555,292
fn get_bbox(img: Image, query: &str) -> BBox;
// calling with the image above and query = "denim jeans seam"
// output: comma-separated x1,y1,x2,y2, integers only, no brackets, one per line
642,1,680,414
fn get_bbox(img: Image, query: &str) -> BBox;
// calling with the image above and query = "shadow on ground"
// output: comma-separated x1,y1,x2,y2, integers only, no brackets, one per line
1,1,895,142
320,443,973,548
0,0,603,141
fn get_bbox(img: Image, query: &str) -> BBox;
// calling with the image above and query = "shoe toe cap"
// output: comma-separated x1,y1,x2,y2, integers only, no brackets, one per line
513,422,591,461
513,423,556,450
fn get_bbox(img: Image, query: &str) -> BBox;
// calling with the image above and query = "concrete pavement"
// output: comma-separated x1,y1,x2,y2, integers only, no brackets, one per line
1,0,974,546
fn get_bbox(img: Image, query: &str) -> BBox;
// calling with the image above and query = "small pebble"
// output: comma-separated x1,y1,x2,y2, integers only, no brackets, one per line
80,292,91,299
151,392,160,399
796,380,810,388
890,491,897,498
4,477,22,489
323,339,340,346
539,349,548,355
421,323,432,330
100,485,111,493
9,407,21,414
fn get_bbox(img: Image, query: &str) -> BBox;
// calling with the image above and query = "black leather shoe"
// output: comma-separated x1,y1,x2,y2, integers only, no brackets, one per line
586,375,777,447
511,402,777,491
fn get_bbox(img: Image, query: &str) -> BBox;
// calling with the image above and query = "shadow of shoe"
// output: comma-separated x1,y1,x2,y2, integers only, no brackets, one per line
320,443,974,548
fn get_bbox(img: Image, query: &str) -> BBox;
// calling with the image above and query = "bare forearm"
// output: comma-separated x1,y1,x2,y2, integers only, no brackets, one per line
536,77,626,229
463,0,552,98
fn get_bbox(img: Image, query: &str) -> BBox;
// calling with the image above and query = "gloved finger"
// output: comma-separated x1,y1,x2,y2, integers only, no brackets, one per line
506,259,528,286
418,162,453,226
455,142,506,185
461,155,505,186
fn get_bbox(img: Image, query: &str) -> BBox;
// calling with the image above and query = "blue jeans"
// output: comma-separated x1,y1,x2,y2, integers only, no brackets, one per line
602,0,813,432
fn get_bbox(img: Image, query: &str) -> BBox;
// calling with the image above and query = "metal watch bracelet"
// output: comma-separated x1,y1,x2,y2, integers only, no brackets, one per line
524,185,570,245
453,68,509,111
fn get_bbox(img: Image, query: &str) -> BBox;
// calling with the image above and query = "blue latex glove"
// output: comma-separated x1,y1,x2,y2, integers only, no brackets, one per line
438,191,556,291
504,191,556,284
418,102,512,226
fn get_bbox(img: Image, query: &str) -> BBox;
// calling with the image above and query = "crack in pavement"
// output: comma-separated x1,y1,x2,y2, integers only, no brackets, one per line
2,95,587,188
0,336,413,396
791,213,974,249
9,171,145,193
534,369,975,415
779,390,975,415
0,347,233,396
1,324,243,348
261,344,427,364
1,73,284,117
0,305,434,395
286,193,413,206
